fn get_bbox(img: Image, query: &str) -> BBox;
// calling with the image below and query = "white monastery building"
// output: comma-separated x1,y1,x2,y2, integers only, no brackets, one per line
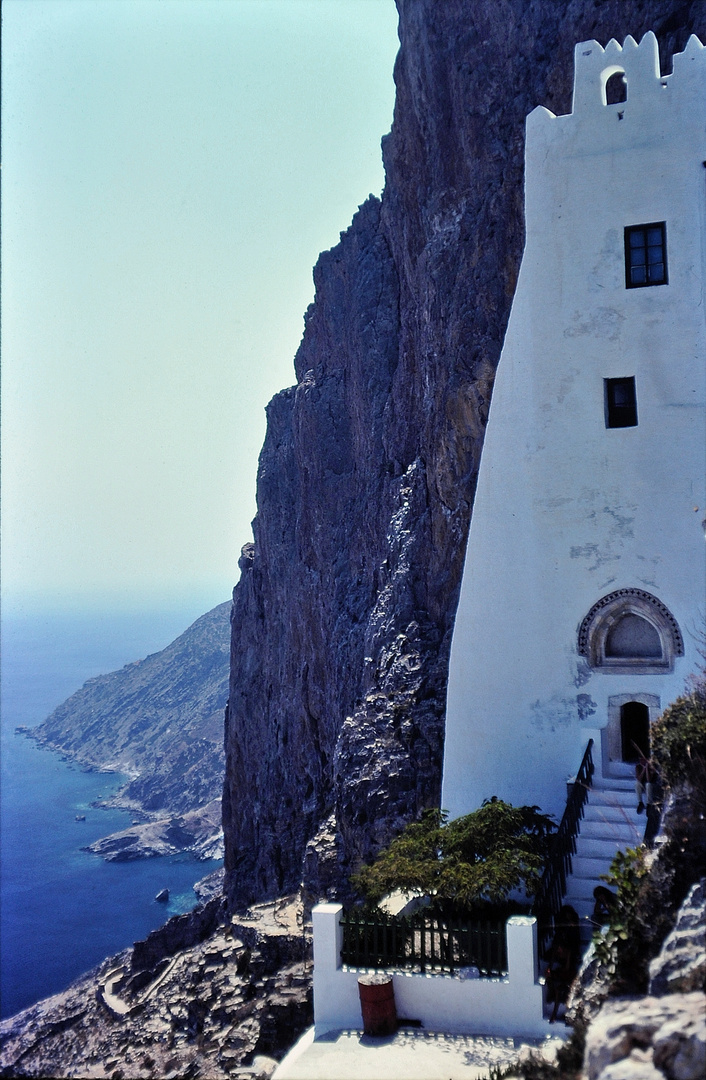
442,32,706,823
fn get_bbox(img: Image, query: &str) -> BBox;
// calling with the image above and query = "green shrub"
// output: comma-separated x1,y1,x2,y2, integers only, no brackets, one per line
352,799,555,913
651,680,706,790
592,847,649,990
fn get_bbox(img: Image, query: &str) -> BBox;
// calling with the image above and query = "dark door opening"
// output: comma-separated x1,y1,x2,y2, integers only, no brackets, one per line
620,701,650,762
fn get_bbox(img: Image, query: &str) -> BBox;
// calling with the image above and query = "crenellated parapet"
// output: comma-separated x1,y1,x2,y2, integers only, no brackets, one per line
528,32,704,134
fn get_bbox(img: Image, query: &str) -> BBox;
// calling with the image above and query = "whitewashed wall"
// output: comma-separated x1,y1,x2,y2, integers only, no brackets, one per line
312,904,550,1039
442,33,706,822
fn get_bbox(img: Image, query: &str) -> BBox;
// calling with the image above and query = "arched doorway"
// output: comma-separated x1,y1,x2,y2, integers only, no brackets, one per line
620,701,650,762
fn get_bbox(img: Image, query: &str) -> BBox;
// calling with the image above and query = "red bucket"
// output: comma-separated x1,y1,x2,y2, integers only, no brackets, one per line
358,973,397,1036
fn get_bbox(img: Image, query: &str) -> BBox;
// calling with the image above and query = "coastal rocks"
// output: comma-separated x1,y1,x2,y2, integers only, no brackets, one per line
194,866,226,903
27,601,230,821
583,992,706,1080
82,801,223,863
0,898,313,1079
649,879,706,997
223,0,706,910
131,895,226,973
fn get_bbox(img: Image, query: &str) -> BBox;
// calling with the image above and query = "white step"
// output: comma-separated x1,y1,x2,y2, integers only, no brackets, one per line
587,790,639,807
583,801,638,823
578,819,638,842
546,773,653,953
563,888,601,913
570,855,617,879
562,897,595,920
573,836,632,859
592,776,635,792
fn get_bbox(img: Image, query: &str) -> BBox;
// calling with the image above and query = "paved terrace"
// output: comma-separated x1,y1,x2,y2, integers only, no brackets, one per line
273,1026,566,1079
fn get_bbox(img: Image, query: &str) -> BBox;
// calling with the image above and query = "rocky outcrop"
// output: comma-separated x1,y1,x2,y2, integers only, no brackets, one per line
583,992,706,1080
223,0,706,909
26,602,230,819
649,879,706,997
0,897,311,1080
83,801,223,862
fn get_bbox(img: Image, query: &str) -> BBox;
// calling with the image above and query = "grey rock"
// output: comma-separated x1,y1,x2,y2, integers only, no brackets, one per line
585,992,706,1080
566,939,613,1028
82,800,223,862
596,1049,665,1080
649,879,706,996
194,865,226,903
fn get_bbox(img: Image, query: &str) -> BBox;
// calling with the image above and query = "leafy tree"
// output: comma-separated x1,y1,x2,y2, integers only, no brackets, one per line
353,798,555,912
651,678,706,792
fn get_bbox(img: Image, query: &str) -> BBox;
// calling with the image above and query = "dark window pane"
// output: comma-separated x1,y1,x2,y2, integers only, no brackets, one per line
605,377,638,428
607,615,662,658
625,223,666,288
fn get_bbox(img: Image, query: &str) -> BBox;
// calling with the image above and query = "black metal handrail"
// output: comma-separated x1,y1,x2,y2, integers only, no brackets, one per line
532,739,594,953
340,908,508,977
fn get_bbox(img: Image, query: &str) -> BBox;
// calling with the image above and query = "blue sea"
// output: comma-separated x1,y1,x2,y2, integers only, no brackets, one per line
0,605,224,1020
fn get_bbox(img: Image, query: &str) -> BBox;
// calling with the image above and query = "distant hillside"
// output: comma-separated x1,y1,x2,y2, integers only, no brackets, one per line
27,602,230,817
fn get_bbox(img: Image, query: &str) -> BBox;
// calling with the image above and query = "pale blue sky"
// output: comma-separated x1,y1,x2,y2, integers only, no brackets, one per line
1,0,399,617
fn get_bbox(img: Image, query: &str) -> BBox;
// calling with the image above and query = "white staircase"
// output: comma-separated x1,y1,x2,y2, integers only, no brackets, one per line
563,775,644,940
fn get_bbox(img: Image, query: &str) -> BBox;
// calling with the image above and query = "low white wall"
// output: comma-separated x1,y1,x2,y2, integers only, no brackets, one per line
312,904,550,1039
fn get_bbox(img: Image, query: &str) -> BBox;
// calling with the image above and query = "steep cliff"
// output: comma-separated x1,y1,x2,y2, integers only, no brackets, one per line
223,0,705,909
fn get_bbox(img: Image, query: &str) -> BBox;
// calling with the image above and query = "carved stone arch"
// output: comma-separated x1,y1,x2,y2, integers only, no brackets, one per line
578,589,683,674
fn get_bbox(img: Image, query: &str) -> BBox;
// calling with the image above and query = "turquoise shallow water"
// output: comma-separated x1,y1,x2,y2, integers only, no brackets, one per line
0,607,224,1020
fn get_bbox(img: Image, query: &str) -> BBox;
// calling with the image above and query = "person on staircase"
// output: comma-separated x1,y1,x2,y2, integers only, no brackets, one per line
545,905,580,1023
634,747,656,814
635,746,663,847
591,886,616,929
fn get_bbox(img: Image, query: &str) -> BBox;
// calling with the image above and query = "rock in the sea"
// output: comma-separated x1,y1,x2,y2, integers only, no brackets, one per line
649,879,706,997
584,992,706,1080
155,888,169,903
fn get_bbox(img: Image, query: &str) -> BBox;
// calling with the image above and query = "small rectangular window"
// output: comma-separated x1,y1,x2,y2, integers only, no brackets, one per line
625,222,667,288
605,377,638,428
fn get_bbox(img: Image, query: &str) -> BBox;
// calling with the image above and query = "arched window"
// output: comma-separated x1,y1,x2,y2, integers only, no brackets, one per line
578,590,683,673
605,71,627,104
601,65,628,106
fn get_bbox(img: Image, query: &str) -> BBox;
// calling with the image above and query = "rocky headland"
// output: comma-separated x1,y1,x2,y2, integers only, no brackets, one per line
20,602,230,856
82,801,223,863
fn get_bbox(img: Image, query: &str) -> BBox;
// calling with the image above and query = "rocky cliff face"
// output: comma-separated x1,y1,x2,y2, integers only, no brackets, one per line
223,0,705,909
